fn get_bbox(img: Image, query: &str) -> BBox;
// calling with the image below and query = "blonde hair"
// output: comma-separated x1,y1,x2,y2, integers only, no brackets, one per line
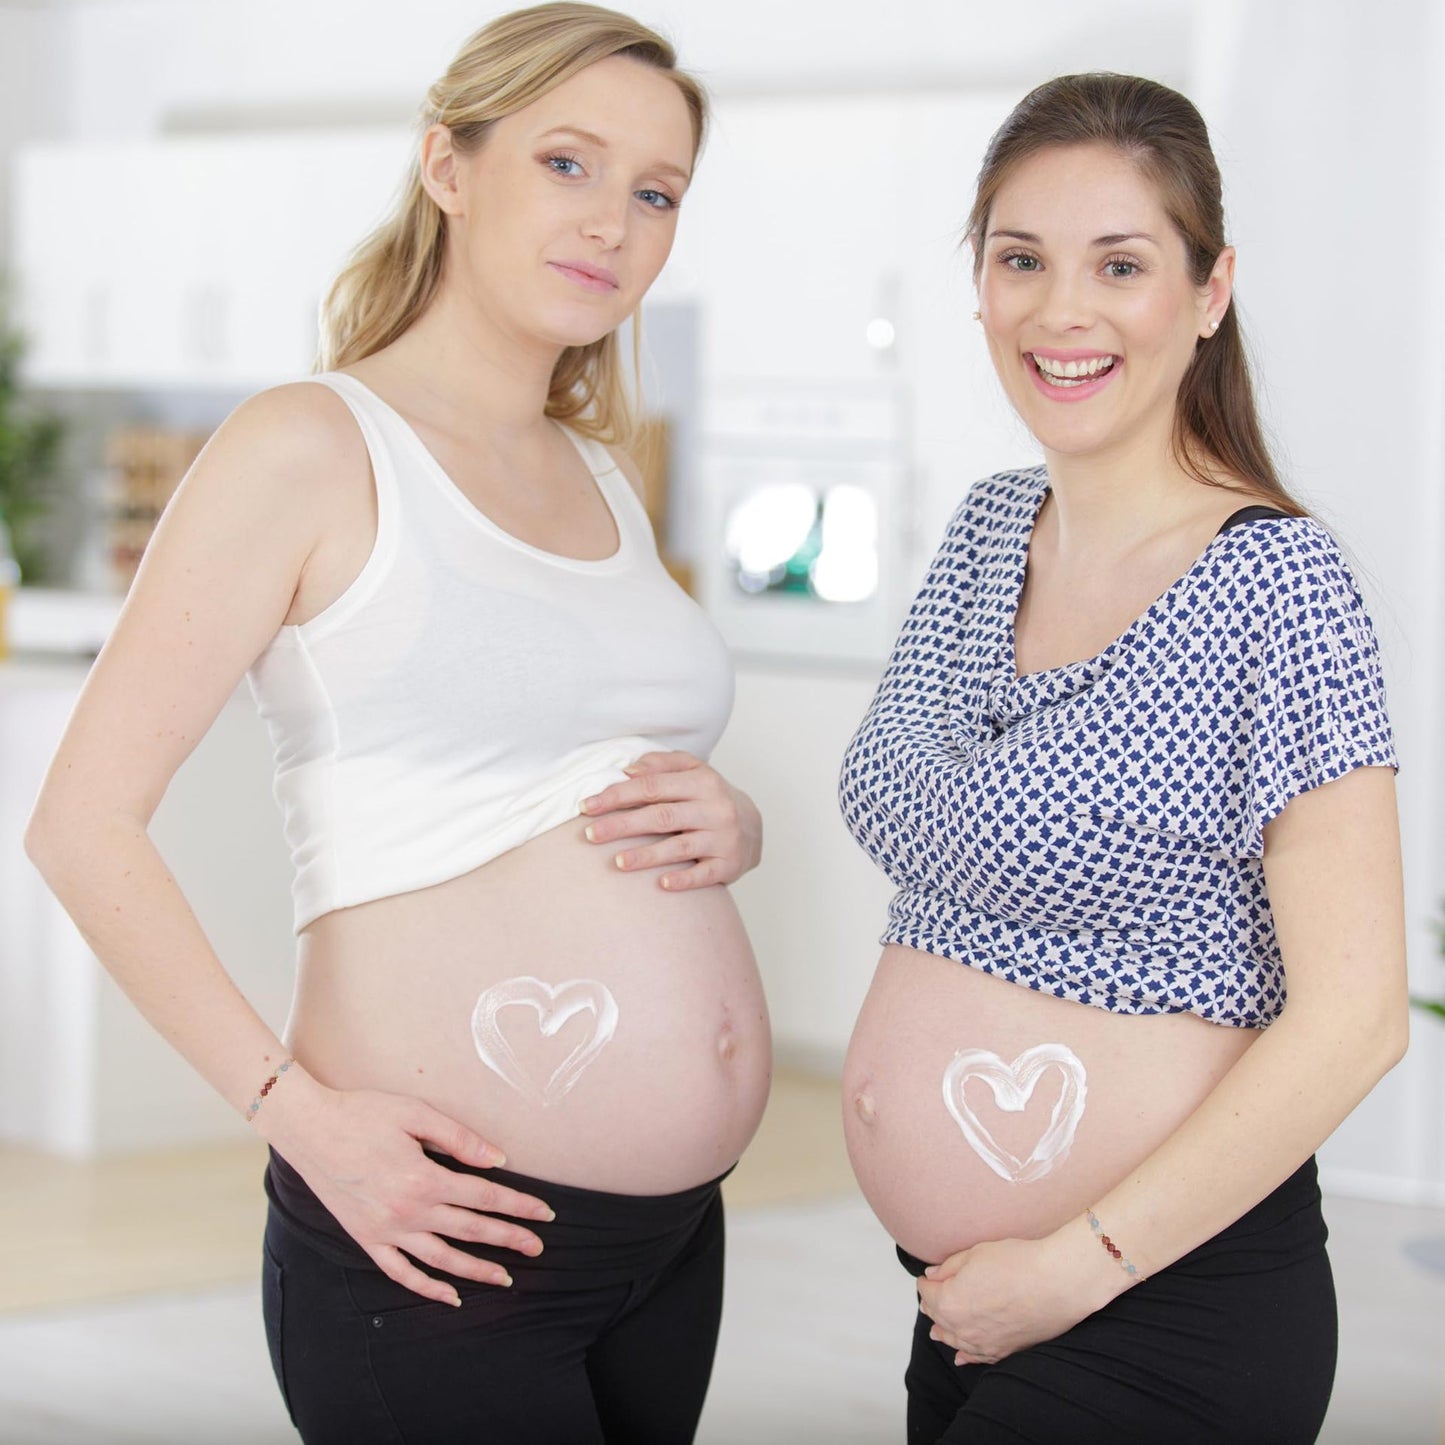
317,3,706,449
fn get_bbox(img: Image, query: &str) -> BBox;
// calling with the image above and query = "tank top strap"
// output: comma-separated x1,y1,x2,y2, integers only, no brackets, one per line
303,370,403,535
554,426,656,546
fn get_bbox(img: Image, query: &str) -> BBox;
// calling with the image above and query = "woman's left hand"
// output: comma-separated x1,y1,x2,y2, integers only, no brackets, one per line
915,1232,1110,1366
579,751,762,890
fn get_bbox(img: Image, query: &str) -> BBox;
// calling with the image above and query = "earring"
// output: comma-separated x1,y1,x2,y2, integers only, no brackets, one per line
1209,318,1220,330
972,310,982,321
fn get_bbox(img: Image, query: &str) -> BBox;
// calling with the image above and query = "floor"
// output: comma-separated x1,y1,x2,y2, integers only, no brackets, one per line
2,1071,1443,1444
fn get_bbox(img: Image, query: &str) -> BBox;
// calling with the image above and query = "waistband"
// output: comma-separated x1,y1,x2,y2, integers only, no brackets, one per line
895,1154,1325,1279
265,1147,730,1291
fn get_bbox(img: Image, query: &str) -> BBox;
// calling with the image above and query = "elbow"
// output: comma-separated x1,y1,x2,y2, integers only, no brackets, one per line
23,802,64,880
1380,1007,1411,1074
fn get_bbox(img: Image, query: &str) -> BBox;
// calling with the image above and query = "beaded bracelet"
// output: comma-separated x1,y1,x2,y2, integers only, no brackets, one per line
1085,1208,1145,1282
244,1057,294,1123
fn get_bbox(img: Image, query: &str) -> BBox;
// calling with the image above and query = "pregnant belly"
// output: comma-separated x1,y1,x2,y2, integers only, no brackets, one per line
843,945,1258,1263
287,818,772,1195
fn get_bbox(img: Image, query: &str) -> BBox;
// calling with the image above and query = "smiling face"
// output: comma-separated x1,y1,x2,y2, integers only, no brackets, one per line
422,53,696,351
976,142,1232,470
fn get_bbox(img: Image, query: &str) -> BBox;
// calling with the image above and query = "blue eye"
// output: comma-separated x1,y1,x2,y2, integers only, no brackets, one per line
545,153,584,177
1000,251,1040,272
636,188,678,211
1103,256,1142,279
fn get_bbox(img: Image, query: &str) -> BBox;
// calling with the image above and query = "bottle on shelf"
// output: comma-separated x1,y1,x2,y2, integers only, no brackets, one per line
0,510,20,661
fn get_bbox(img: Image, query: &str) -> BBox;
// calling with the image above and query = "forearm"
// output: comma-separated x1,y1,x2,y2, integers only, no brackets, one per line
25,809,321,1138
1057,1003,1407,1300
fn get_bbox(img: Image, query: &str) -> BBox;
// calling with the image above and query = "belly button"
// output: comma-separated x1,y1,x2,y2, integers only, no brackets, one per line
716,1026,737,1063
854,1090,877,1125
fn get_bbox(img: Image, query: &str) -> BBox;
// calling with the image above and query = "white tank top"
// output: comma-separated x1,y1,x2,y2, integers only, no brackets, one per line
247,372,735,933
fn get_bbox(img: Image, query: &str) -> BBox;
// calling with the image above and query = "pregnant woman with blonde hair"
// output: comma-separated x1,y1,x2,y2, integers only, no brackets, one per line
840,73,1407,1444
25,7,770,1442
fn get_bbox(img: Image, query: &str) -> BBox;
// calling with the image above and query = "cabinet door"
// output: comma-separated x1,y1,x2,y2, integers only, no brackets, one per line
893,92,1042,554
13,130,413,390
691,96,912,385
14,146,134,385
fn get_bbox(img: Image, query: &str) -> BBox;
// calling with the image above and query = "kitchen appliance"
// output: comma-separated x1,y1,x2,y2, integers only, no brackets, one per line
697,381,913,666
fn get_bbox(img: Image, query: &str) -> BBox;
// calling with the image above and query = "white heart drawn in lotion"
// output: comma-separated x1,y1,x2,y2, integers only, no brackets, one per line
470,976,619,1107
941,1043,1088,1185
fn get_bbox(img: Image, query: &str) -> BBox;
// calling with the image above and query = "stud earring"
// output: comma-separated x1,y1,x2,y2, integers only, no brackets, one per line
1209,318,1220,330
972,310,982,321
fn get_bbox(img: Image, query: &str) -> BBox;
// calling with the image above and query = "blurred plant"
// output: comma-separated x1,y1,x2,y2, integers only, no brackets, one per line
0,278,66,583
1410,907,1445,1022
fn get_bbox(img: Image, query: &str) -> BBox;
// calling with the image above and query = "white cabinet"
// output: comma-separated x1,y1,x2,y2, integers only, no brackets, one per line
13,129,413,390
0,661,296,1155
687,92,1037,553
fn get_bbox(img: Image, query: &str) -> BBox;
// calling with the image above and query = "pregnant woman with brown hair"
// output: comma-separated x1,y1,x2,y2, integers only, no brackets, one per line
25,7,770,1443
840,73,1407,1444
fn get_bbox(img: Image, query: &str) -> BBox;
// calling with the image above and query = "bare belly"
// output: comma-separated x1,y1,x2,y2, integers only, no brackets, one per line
287,819,772,1195
843,945,1258,1263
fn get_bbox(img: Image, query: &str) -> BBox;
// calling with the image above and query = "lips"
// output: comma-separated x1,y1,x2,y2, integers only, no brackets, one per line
1025,349,1120,401
547,260,620,294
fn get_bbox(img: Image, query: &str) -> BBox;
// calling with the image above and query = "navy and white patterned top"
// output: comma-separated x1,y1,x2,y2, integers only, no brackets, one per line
838,466,1397,1029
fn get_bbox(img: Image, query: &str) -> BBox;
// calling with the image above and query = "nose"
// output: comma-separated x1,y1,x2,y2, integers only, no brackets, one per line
581,185,630,250
1034,267,1094,334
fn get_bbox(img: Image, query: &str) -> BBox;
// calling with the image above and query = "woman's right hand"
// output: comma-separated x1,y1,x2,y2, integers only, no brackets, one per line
266,1077,554,1305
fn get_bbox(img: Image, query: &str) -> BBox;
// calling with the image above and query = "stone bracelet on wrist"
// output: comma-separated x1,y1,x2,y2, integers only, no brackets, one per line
244,1056,295,1123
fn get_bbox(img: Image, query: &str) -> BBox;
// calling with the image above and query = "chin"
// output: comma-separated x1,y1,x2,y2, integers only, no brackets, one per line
535,308,630,353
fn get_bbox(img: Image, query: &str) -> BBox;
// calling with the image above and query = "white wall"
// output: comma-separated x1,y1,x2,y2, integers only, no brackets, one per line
1194,0,1445,1203
46,0,1189,140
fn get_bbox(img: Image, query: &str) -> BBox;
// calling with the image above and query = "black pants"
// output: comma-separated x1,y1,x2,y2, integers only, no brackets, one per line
899,1157,1337,1444
261,1148,726,1445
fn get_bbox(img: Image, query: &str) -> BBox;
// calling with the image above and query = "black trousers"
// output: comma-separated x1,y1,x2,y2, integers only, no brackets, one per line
899,1157,1337,1445
261,1148,726,1445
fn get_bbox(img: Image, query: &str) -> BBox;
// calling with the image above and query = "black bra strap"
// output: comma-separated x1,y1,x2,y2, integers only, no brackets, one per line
1216,504,1290,535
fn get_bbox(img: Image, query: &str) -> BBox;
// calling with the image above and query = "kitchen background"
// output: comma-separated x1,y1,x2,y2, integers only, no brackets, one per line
0,0,1442,1441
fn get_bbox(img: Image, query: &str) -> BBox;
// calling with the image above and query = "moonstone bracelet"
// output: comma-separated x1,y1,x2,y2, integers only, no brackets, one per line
1085,1208,1145,1281
244,1057,294,1122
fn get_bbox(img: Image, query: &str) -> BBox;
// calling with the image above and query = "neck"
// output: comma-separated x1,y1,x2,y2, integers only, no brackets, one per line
1039,423,1205,558
378,267,567,448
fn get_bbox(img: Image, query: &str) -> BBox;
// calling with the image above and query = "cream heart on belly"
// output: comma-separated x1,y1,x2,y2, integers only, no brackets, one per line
941,1043,1088,1185
470,976,619,1107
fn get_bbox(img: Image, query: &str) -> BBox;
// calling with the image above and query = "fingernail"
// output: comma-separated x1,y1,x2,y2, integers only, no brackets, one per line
448,1291,461,1308
580,796,597,813
615,854,629,870
584,825,597,842
622,765,641,776
542,1207,557,1221
924,1266,938,1278
491,1150,507,1167
660,876,672,890
499,1273,513,1288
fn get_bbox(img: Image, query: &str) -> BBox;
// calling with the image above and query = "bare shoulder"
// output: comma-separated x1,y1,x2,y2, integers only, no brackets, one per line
192,380,370,515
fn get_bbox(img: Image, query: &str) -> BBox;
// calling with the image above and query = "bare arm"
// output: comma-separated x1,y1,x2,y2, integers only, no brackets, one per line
25,384,551,1303
919,764,1408,1360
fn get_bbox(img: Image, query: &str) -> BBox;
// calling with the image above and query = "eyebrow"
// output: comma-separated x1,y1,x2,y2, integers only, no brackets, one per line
537,125,691,183
987,228,1159,247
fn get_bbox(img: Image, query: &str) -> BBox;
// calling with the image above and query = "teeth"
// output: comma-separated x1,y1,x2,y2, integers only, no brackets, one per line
1032,354,1115,386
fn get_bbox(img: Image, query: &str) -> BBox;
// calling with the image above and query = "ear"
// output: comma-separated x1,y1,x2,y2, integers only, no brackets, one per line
419,123,465,217
1200,245,1236,338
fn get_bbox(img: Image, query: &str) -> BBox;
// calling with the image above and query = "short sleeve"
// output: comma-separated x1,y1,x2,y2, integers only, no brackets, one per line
1243,523,1397,855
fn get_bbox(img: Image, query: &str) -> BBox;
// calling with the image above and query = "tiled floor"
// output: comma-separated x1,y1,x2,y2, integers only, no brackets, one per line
2,1073,1443,1443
